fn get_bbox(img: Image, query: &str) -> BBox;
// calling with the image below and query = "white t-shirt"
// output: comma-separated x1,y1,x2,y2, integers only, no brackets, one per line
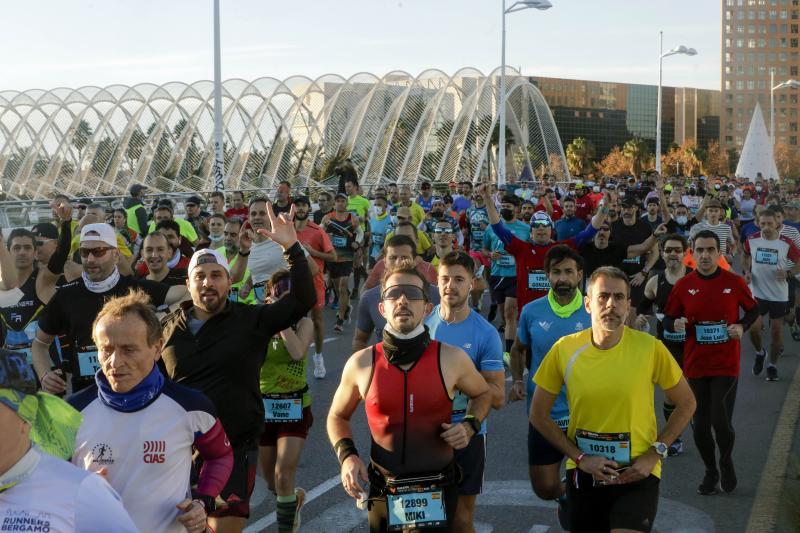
744,233,800,302
248,239,310,285
0,447,137,532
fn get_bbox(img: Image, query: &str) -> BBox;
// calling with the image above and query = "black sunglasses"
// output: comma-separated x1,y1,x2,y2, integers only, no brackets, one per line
382,284,426,301
79,246,114,258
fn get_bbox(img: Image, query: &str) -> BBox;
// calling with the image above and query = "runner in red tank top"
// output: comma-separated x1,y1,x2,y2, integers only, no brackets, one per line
327,264,491,532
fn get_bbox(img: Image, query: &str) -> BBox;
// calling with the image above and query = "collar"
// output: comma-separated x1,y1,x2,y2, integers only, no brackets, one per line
82,267,120,294
0,446,40,494
547,289,583,318
696,267,721,280
167,249,181,269
96,365,164,413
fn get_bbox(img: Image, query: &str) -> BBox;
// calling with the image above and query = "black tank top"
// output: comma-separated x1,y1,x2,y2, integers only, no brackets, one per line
326,213,356,260
654,269,691,347
1,270,44,340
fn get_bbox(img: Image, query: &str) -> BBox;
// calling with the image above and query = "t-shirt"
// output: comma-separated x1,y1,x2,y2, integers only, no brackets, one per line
465,206,490,251
148,217,198,243
611,219,652,276
517,294,590,418
347,195,371,228
534,327,682,478
554,216,586,242
740,221,760,243
690,221,734,256
580,241,628,279
744,233,800,302
369,214,393,259
425,306,503,435
0,447,138,532
296,222,334,276
664,218,696,238
664,269,757,378
483,220,530,278
452,196,471,213
248,238,310,285
356,285,440,340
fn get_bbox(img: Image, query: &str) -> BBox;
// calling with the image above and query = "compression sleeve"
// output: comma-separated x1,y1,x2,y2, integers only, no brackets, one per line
74,473,138,532
193,418,234,500
572,223,599,249
47,220,73,275
489,221,513,246
737,304,759,332
636,295,655,316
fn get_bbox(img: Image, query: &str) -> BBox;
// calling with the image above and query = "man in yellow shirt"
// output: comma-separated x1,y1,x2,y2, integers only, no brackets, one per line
531,266,695,533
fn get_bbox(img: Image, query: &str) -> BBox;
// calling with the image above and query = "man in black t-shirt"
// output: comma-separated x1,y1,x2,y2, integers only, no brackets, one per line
313,190,333,225
582,219,665,288
33,223,186,395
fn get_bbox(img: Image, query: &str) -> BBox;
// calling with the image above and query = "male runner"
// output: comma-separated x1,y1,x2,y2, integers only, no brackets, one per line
508,245,589,525
533,266,695,532
139,232,188,286
327,264,491,532
425,251,505,532
322,193,361,332
665,230,759,495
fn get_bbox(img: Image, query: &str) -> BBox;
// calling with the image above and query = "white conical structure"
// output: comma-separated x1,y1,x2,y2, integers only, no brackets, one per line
735,102,779,181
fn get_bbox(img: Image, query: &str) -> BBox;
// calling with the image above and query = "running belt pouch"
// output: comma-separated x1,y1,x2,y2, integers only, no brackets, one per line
369,462,460,495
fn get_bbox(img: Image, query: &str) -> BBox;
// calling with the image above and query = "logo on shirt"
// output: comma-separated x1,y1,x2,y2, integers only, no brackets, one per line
688,289,699,295
574,321,584,331
723,288,732,294
538,321,551,331
91,443,114,465
463,343,472,350
143,440,166,464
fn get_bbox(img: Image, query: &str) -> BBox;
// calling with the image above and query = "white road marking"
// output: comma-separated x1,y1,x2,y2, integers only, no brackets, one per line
528,526,549,533
243,475,341,532
323,337,337,344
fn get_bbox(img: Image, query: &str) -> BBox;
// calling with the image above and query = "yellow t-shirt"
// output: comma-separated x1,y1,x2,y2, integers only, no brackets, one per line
533,327,682,478
384,229,432,256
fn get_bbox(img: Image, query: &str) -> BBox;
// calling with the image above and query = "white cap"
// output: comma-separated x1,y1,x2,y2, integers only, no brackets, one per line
188,248,230,275
79,223,118,248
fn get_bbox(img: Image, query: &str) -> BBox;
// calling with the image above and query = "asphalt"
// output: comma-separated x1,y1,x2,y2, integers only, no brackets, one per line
241,296,800,533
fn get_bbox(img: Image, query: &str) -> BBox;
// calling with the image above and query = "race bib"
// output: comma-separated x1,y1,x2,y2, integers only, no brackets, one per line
387,482,446,531
263,392,303,422
472,230,485,243
695,321,729,344
332,235,348,248
663,330,686,343
527,270,550,291
497,254,515,267
575,429,631,465
77,348,101,378
755,248,779,265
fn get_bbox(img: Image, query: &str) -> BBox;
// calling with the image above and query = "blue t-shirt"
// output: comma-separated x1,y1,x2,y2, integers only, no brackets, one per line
453,196,471,213
517,293,591,425
554,216,586,242
426,306,504,435
466,206,490,251
785,220,800,232
369,214,392,259
417,196,433,212
740,221,760,244
483,220,530,277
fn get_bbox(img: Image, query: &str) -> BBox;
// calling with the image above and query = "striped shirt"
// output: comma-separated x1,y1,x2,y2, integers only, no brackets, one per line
690,221,735,256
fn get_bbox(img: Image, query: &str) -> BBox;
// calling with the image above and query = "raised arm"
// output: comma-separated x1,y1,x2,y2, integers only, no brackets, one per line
0,233,17,290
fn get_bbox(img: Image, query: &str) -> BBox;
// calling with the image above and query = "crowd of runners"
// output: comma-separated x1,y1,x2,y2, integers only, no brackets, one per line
1,163,798,532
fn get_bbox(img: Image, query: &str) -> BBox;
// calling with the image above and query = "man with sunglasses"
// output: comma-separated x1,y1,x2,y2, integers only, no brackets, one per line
430,219,457,270
328,264,491,532
32,223,188,396
480,184,605,315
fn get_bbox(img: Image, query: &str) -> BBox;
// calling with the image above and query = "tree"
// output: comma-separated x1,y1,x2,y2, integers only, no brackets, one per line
661,140,703,176
566,137,595,176
594,146,629,176
622,138,652,177
126,128,148,171
701,140,730,176
72,120,93,159
773,142,800,178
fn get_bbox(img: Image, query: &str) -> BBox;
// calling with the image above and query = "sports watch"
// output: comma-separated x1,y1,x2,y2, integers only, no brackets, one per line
462,415,482,435
652,441,669,458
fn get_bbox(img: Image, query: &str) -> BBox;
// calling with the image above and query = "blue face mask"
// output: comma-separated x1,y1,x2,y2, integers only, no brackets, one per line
676,215,688,225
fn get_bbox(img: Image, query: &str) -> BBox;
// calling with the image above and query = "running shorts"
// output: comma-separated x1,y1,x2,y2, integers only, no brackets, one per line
455,433,486,496
259,406,314,446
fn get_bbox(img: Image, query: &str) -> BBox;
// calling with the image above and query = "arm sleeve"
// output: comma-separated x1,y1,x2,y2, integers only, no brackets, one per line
193,418,234,499
256,242,316,332
136,206,149,237
47,220,74,275
75,474,139,532
489,221,514,246
572,223,599,249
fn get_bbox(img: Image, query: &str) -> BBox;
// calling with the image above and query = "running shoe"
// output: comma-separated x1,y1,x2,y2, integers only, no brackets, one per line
668,438,684,457
556,494,571,531
752,350,766,376
719,458,737,493
766,365,779,382
791,322,800,341
293,487,306,532
344,305,352,323
313,354,326,379
334,318,344,333
697,470,720,495
330,301,339,311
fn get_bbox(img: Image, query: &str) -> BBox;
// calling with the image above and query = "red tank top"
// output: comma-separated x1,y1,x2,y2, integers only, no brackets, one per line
365,340,454,475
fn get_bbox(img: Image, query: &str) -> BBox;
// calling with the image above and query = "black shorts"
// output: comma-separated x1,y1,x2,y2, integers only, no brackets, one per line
528,422,565,466
328,261,354,279
755,297,789,319
489,276,517,304
566,469,660,532
454,433,486,495
204,443,257,518
789,277,798,305
259,406,314,446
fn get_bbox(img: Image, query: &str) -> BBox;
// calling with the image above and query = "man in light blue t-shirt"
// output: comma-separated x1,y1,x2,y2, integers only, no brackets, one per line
425,251,504,533
509,244,589,527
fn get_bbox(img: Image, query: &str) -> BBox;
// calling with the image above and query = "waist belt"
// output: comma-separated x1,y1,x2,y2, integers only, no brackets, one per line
367,461,460,495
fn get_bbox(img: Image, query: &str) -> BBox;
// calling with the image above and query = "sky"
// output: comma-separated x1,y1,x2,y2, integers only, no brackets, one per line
0,0,720,93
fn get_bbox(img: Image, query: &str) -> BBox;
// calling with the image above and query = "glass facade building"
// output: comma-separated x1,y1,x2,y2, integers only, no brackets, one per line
530,75,720,160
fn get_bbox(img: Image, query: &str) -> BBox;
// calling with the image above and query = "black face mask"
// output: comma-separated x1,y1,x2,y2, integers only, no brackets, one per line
500,208,515,221
382,325,431,367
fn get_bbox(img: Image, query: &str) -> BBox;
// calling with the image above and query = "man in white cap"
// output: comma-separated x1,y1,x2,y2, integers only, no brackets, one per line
32,222,188,395
160,202,316,533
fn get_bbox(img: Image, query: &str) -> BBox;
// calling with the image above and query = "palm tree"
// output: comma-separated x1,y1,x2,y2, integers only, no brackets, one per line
566,137,595,176
622,138,651,177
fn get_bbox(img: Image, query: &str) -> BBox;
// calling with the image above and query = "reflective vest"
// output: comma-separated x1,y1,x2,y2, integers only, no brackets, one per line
125,202,144,234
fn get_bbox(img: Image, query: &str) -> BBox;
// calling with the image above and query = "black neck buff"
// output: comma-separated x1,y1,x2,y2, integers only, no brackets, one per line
382,324,431,367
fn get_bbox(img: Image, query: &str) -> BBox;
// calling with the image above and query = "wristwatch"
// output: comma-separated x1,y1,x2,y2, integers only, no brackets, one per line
651,441,669,458
462,415,482,435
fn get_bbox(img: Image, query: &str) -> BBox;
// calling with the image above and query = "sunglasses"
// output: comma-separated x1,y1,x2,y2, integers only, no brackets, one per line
35,239,53,247
433,227,453,234
382,284,426,301
79,246,114,259
531,220,552,228
76,205,88,209
663,247,684,254
397,216,410,222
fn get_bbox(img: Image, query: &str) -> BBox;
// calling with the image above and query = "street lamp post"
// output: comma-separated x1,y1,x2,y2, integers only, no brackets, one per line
499,0,551,186
769,74,800,180
212,0,225,192
655,32,697,175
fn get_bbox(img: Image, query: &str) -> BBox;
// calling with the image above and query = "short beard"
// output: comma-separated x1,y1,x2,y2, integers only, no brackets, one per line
294,211,309,221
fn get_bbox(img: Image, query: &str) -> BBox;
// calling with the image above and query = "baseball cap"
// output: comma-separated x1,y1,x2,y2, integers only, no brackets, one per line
645,197,660,205
530,211,553,228
335,192,348,200
185,195,203,206
293,196,311,206
129,184,148,197
706,198,723,209
621,196,640,207
432,196,444,204
30,223,58,240
79,223,118,248
188,248,230,275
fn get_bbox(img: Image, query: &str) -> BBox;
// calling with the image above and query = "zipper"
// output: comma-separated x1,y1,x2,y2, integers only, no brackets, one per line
402,370,408,465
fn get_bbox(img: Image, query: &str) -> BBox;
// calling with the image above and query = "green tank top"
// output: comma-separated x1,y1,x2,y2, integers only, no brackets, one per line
259,335,310,407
